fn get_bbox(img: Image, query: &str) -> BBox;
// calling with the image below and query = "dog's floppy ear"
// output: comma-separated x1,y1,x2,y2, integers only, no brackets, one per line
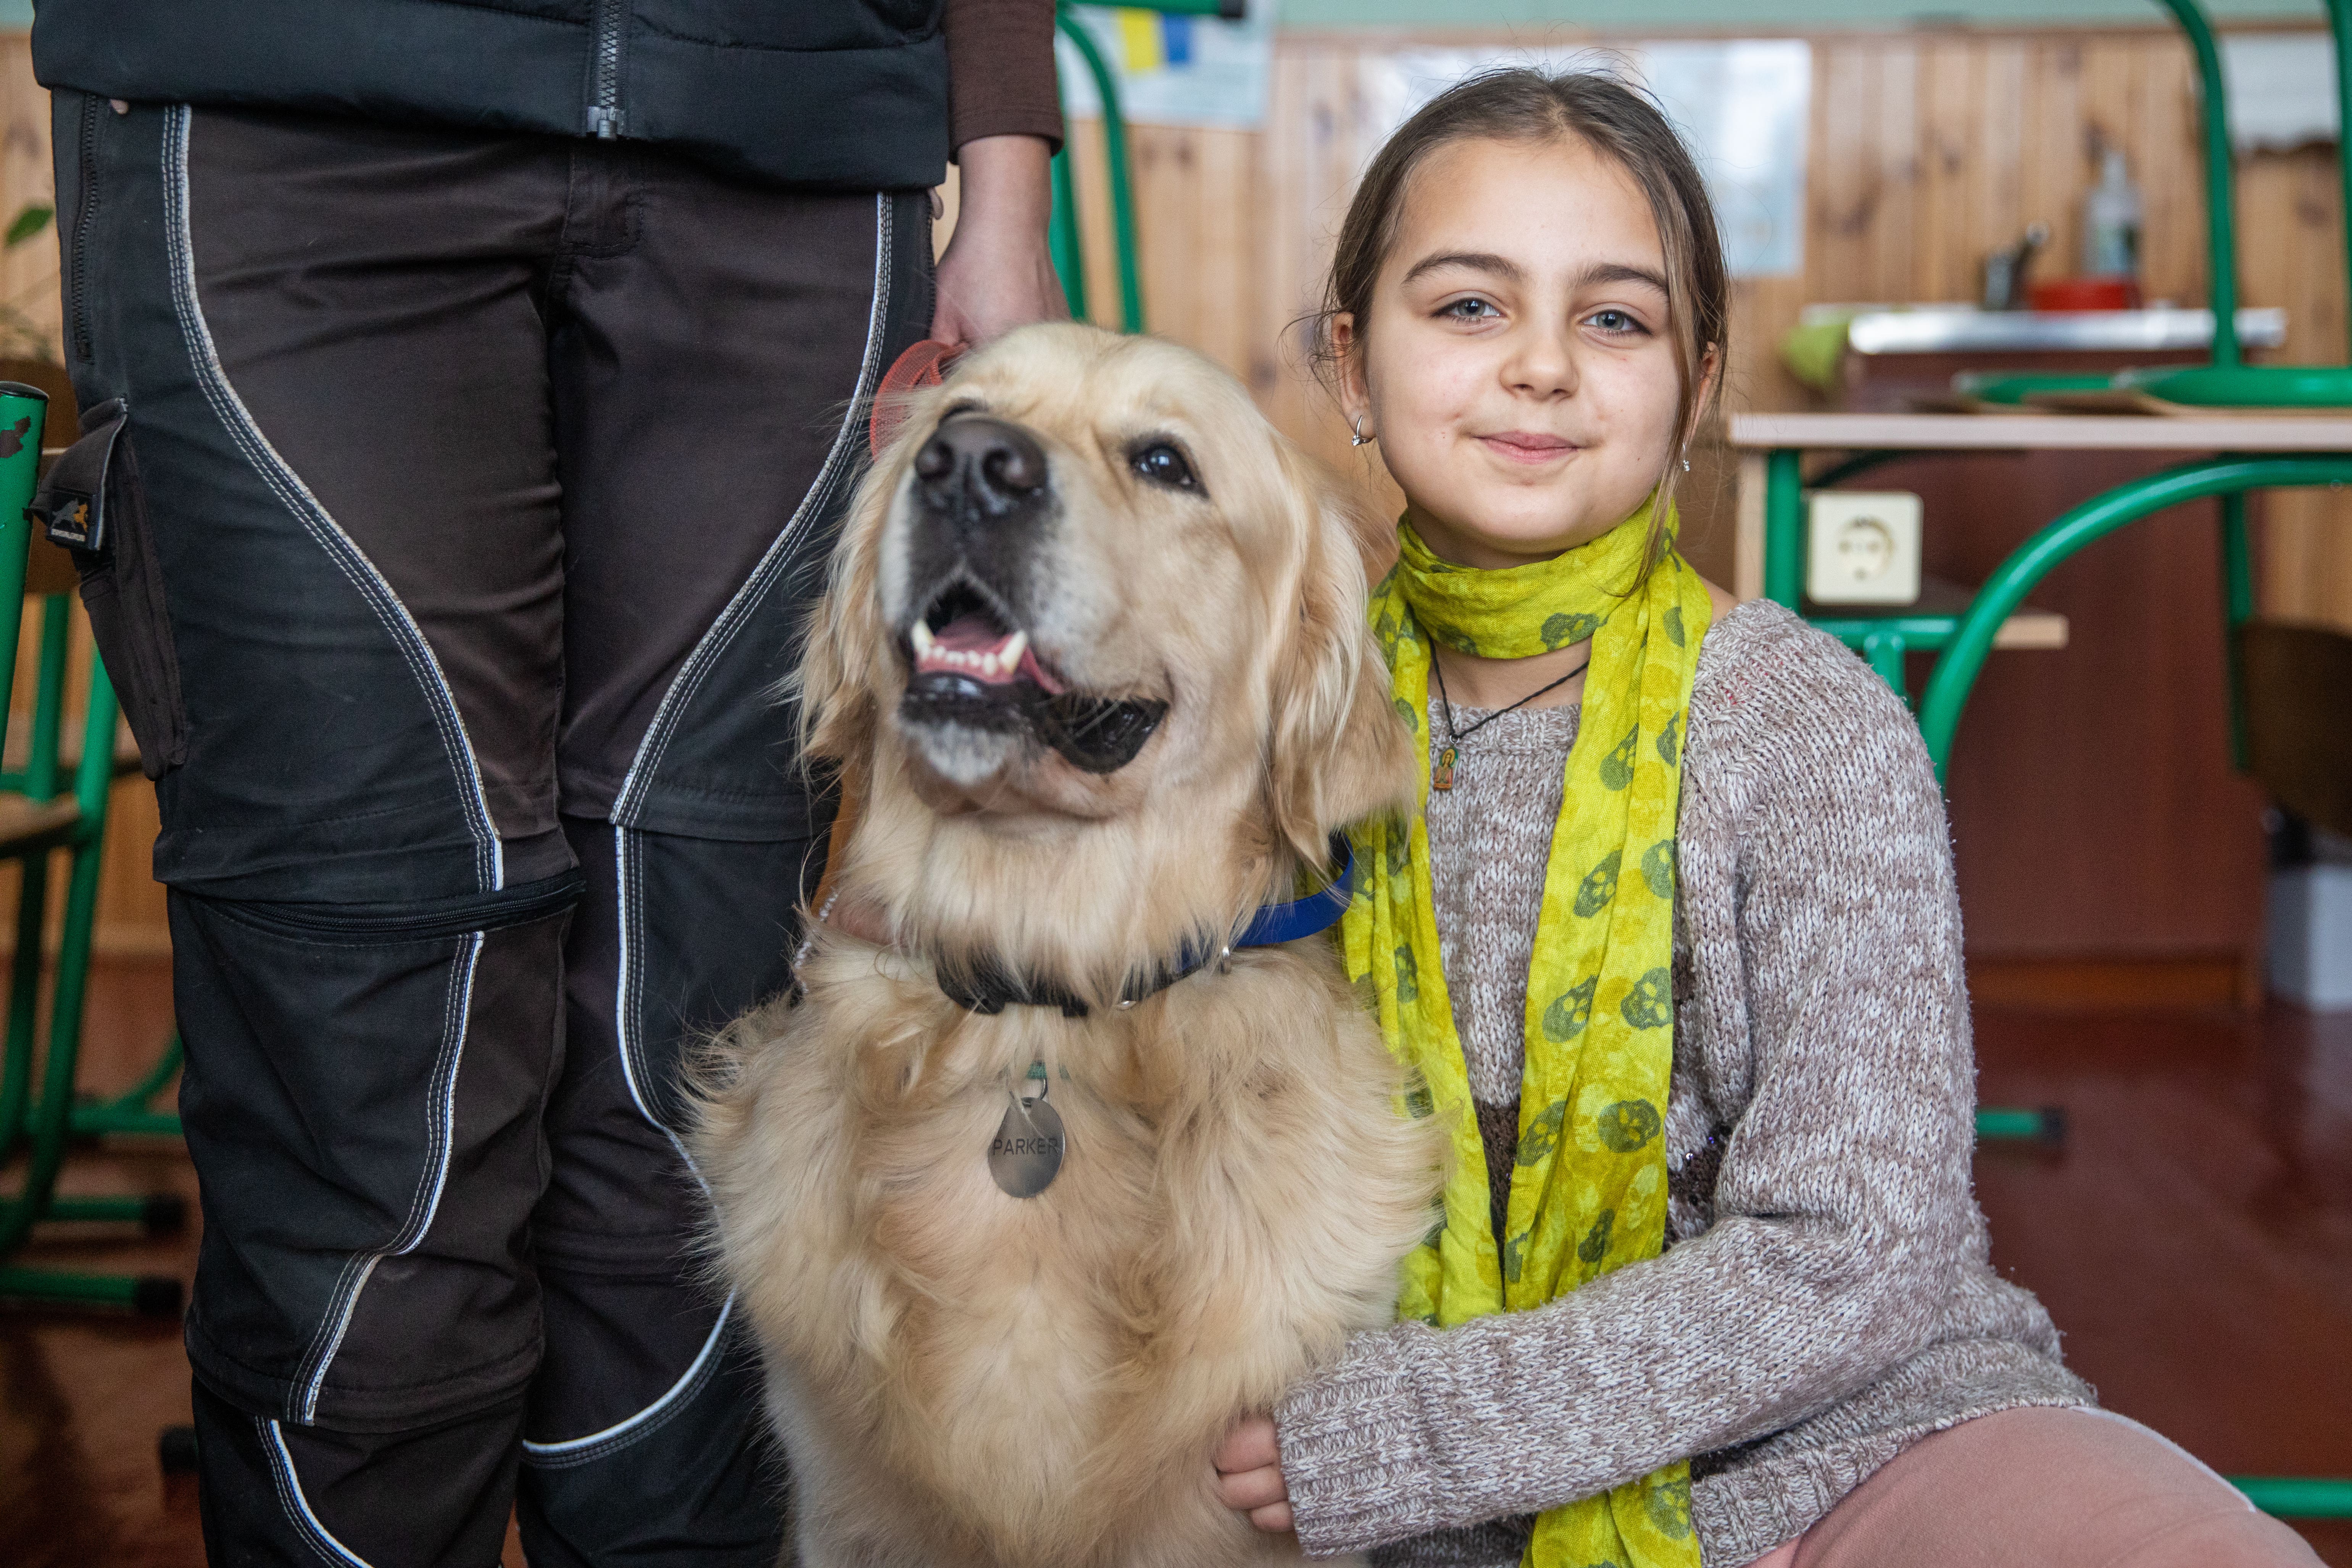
792,438,906,772
1265,447,1417,865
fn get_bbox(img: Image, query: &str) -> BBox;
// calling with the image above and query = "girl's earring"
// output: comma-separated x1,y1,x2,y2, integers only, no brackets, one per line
1681,454,1692,472
1351,415,1374,448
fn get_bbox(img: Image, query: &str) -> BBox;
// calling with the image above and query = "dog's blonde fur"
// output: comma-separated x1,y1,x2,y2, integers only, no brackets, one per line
696,325,1441,1568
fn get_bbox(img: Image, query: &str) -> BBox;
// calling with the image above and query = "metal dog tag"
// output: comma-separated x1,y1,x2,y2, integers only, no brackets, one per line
988,1081,1066,1198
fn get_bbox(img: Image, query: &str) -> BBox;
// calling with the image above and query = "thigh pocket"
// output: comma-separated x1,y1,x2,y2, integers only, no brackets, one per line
30,397,189,778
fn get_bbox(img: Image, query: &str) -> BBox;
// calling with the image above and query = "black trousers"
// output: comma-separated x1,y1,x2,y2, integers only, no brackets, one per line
54,95,931,1565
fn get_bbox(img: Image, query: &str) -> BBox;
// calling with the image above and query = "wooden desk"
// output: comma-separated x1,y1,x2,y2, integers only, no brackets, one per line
1721,408,2352,969
1734,411,2352,450
1727,412,2352,599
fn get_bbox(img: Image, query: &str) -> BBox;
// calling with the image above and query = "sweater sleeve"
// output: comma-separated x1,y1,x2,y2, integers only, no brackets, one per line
944,0,1064,154
1274,612,1983,1557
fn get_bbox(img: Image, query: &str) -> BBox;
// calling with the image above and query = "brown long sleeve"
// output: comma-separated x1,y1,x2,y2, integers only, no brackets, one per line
945,0,1064,155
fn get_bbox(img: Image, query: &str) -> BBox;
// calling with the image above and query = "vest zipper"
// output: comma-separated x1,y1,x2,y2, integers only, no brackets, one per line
69,93,100,364
587,0,628,138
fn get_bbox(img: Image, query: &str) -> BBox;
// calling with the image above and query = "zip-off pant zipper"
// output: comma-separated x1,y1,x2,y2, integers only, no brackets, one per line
196,871,586,944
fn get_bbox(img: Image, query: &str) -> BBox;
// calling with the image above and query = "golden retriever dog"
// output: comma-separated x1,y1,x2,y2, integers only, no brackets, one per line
695,323,1440,1568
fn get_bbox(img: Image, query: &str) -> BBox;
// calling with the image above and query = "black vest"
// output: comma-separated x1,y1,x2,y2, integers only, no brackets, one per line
32,0,950,191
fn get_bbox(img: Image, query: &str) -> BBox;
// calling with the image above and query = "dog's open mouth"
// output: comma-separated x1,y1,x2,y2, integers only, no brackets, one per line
899,582,1168,774
910,583,1067,694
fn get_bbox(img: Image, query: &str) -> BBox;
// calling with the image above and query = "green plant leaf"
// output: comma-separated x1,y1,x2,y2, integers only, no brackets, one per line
5,204,54,248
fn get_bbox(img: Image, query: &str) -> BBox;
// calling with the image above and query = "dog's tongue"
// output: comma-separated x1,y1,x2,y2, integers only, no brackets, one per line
914,614,1066,692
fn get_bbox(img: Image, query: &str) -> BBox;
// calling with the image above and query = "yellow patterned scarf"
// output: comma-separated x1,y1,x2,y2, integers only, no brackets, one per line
1342,500,1711,1568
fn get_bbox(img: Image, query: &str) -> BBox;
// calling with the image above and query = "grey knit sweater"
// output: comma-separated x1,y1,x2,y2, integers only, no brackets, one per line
1274,599,2093,1567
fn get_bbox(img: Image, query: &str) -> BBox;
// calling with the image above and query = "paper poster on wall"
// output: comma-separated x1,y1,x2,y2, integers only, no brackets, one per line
2218,32,2338,151
1360,41,1812,277
1055,3,1277,130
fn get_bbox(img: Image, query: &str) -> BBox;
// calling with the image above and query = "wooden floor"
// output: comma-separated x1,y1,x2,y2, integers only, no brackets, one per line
3,958,2348,1566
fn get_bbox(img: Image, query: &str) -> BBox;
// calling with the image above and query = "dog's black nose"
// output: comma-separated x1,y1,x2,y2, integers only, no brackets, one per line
916,416,1048,506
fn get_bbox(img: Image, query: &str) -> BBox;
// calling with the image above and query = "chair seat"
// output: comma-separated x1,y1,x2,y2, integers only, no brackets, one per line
0,792,83,857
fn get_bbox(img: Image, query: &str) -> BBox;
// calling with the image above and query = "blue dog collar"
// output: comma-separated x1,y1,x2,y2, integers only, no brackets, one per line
1233,834,1354,949
934,833,1358,1017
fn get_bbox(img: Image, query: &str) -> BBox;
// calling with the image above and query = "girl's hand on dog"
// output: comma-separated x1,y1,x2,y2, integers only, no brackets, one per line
1214,1415,1295,1534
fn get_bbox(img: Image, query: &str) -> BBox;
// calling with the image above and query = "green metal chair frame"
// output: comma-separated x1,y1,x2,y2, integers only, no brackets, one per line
1812,0,2259,719
1051,5,1144,334
0,383,180,1315
1048,0,1240,334
1763,2,2352,1518
0,568,181,1144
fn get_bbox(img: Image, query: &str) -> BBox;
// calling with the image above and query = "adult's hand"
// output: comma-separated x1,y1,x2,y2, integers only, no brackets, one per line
931,134,1068,348
1213,1414,1295,1534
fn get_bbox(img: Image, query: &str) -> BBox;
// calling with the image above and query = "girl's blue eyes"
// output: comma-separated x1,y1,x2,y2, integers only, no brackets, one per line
1435,300,1649,335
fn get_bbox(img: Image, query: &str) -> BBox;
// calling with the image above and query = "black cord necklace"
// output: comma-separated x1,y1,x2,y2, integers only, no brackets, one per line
1431,650,1589,791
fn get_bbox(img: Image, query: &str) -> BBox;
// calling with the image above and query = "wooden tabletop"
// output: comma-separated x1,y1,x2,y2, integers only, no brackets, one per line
1728,411,2352,452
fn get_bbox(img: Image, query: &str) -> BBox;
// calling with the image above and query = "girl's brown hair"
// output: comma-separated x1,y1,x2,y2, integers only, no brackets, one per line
1312,67,1730,568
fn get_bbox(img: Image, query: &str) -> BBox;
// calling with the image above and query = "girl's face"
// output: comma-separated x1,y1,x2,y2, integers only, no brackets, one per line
1338,134,1710,571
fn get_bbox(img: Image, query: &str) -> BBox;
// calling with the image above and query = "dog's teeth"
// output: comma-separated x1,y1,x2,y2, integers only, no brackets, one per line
912,622,935,657
1001,631,1028,674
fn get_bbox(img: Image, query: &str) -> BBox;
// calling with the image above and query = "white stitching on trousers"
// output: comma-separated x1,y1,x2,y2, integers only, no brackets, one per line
608,191,895,826
162,106,505,893
292,929,482,1422
519,1290,737,1464
263,1418,377,1568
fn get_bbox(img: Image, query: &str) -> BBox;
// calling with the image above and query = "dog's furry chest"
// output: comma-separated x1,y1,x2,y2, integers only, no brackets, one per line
702,946,1438,1566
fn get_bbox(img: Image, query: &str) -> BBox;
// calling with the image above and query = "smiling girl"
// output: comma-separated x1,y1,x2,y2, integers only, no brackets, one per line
1212,70,2319,1568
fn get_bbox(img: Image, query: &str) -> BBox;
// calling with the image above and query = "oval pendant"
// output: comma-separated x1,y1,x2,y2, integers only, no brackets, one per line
988,1089,1066,1198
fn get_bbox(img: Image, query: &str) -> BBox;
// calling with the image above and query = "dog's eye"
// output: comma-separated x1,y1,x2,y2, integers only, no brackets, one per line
1131,443,1198,492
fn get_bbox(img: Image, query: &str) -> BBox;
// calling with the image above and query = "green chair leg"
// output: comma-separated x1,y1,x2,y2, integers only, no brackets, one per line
0,1264,182,1316
41,1193,187,1233
1859,630,1910,705
1049,3,1148,334
71,1031,184,1139
2229,1477,2352,1518
1918,456,2352,780
0,658,182,1313
1973,1106,2067,1145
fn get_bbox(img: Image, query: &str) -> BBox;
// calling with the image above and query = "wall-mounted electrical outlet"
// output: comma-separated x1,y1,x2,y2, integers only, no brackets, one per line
1807,491,1923,606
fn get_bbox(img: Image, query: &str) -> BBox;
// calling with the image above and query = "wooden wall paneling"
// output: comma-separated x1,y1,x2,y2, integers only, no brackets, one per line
0,35,58,363
1974,42,2033,294
1248,42,1412,528
1058,113,1117,330
1870,41,1922,304
1812,40,1881,307
1718,275,1806,421
2133,34,2199,306
1914,41,1976,306
2075,37,2138,277
1251,48,1312,451
2023,40,2090,284
1130,124,1196,346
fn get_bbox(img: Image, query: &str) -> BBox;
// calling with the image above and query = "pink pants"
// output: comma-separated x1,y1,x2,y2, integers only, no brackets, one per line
1739,1407,2325,1567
